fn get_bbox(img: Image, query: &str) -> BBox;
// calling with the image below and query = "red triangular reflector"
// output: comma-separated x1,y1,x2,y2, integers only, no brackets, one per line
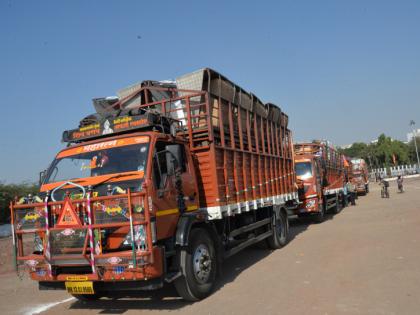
56,198,82,227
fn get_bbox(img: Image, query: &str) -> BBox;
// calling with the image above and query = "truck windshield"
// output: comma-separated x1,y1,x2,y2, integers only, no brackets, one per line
295,162,312,179
45,142,149,184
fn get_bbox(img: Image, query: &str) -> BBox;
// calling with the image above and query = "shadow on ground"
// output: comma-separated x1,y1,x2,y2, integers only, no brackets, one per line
68,211,344,313
69,246,276,313
288,209,340,242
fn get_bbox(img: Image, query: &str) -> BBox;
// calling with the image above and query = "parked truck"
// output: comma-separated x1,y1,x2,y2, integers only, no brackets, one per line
350,158,369,195
294,141,346,222
10,68,298,301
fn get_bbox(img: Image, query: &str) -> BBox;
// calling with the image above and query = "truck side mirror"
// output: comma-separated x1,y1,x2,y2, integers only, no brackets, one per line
165,144,184,176
39,170,47,186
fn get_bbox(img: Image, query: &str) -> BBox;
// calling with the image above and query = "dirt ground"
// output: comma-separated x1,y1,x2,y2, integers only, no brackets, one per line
1,177,419,315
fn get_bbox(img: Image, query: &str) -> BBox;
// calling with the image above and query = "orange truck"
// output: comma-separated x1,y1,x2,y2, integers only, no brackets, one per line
10,68,298,301
294,141,346,222
350,158,369,195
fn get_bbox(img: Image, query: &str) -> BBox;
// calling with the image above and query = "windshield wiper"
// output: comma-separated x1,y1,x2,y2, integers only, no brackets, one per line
90,172,141,190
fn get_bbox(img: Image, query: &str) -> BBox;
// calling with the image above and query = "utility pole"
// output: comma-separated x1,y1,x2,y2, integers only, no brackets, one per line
410,120,420,170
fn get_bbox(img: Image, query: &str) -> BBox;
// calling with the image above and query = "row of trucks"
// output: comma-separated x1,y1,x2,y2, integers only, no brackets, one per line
294,144,369,222
9,68,368,301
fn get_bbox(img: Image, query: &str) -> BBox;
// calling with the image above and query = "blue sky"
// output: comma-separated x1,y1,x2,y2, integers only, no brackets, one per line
1,0,420,183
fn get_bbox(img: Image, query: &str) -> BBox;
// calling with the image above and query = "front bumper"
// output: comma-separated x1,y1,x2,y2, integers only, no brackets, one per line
29,246,163,284
295,197,319,214
39,278,164,292
356,185,366,193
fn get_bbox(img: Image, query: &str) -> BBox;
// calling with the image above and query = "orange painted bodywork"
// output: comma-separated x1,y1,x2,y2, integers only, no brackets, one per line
13,131,199,283
10,83,296,289
351,159,369,193
294,142,345,214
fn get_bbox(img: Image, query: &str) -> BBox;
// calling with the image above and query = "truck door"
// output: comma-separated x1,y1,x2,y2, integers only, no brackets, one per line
152,141,198,239
314,160,322,198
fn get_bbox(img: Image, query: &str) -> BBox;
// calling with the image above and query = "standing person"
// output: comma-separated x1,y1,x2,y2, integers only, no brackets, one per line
397,175,404,193
381,178,390,198
346,179,356,206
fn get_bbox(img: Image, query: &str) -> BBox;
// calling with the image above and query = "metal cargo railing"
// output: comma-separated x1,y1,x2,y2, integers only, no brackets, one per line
10,189,153,279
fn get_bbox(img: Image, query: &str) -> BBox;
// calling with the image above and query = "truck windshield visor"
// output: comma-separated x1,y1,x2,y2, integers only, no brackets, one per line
295,162,312,179
45,137,150,184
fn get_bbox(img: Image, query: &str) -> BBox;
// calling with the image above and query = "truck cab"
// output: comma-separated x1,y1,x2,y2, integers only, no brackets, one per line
295,158,323,215
13,128,202,298
351,158,369,195
294,142,345,222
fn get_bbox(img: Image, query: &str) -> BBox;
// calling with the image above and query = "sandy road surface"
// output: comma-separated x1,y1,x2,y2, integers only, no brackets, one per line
1,178,420,315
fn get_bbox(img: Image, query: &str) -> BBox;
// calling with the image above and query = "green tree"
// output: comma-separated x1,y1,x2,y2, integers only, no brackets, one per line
339,133,412,168
0,182,39,223
341,142,368,158
408,136,420,165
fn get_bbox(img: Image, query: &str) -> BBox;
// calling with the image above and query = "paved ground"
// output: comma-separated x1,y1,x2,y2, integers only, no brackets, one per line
1,178,420,315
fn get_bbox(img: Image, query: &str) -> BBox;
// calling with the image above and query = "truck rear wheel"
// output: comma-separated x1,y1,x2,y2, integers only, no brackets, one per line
267,210,288,249
332,194,343,214
174,228,217,301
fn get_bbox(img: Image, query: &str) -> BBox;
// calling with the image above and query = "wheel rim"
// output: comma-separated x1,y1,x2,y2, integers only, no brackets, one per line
193,244,212,284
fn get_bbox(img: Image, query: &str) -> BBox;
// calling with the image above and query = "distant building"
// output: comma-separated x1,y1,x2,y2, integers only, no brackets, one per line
407,129,420,142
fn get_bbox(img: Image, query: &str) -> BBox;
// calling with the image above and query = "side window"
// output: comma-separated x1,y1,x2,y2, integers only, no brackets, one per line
153,142,188,189
153,142,168,189
178,145,187,173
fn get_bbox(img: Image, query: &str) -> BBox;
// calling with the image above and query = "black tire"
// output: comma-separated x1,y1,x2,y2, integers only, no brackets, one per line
366,184,369,194
313,201,325,223
174,228,217,301
267,209,289,249
72,294,102,301
332,194,343,214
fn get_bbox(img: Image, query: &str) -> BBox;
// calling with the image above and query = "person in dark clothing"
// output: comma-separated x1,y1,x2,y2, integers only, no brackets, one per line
397,175,404,192
346,180,356,205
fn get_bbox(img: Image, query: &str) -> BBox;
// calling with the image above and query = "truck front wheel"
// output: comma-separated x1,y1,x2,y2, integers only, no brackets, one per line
174,228,217,301
313,200,325,223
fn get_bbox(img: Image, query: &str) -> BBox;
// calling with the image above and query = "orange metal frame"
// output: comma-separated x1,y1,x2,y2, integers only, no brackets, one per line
10,190,156,281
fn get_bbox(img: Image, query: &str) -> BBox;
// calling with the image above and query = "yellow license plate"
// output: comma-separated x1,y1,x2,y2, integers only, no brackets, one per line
65,281,94,295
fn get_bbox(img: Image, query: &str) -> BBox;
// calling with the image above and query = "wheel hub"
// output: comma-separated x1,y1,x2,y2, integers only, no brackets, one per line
193,244,212,284
276,216,285,238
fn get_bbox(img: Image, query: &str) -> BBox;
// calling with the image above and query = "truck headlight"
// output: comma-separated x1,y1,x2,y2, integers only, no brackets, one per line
122,221,156,249
306,199,316,209
122,225,148,249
